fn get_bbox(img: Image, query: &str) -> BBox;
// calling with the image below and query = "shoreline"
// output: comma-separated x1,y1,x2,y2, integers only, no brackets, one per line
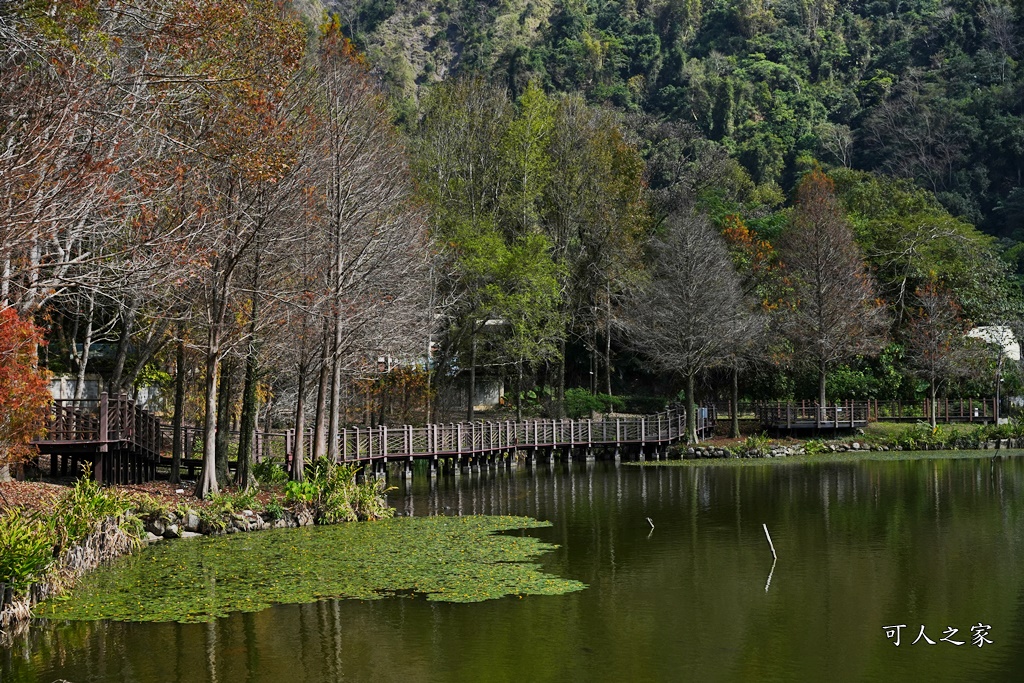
0,461,391,638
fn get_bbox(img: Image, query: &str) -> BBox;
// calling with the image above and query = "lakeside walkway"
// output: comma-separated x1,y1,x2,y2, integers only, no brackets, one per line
33,398,715,482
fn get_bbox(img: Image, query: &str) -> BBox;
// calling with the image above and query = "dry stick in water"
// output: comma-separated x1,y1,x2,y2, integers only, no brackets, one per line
763,523,777,559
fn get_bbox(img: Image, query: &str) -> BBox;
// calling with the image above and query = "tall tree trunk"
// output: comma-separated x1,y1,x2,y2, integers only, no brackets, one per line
1,256,10,307
109,297,138,392
312,330,329,459
556,336,566,418
731,364,741,439
236,350,258,488
171,336,185,484
293,362,307,482
73,294,96,404
930,379,938,429
818,357,828,424
195,337,221,499
215,361,234,487
516,358,523,422
467,331,477,421
605,281,613,397
328,310,343,461
686,371,698,443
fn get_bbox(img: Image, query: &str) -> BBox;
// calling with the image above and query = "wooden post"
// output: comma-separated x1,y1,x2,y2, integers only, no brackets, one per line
98,393,109,451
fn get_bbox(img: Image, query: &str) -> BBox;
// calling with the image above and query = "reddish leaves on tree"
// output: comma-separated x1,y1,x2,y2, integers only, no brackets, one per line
0,308,51,465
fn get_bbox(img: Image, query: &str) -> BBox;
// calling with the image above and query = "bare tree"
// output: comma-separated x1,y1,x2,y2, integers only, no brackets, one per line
906,282,972,428
313,31,429,459
626,209,752,442
778,169,887,408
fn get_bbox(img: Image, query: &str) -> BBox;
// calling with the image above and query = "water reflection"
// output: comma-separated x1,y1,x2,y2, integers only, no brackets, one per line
7,452,1024,682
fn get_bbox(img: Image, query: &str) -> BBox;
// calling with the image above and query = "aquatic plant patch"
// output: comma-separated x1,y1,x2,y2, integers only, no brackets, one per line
35,516,585,623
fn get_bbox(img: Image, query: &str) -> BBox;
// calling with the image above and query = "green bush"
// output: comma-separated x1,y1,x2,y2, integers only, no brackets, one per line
0,511,57,592
51,473,135,552
564,388,626,418
253,459,289,486
264,499,284,521
286,458,394,523
803,439,829,455
732,432,771,456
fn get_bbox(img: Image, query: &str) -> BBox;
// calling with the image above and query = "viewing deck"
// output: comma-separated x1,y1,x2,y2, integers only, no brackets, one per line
32,393,163,484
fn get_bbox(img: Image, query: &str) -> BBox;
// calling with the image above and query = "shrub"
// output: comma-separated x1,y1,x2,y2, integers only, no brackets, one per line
50,472,135,552
264,499,284,521
0,510,57,592
286,458,394,523
734,432,771,456
564,388,626,418
564,388,602,418
803,439,828,455
252,459,289,486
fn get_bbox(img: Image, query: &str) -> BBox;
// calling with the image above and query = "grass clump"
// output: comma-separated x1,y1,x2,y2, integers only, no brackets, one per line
1,473,141,596
0,511,57,593
286,458,393,523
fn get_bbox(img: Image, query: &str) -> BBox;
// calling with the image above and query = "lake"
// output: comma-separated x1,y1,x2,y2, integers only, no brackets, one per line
5,451,1024,682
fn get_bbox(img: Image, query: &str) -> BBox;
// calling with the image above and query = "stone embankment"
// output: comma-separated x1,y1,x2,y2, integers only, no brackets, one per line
682,439,1024,459
141,506,317,543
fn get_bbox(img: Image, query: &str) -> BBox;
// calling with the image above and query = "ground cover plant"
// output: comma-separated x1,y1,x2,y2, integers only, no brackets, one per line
35,516,587,623
0,474,139,594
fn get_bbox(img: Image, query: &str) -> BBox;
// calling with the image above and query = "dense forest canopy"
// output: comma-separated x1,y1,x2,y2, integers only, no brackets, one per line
337,0,1023,238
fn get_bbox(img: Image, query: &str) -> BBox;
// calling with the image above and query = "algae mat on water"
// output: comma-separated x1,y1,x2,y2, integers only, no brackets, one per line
35,516,585,623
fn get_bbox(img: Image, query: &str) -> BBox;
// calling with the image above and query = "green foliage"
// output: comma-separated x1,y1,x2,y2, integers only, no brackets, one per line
264,499,284,521
564,388,624,418
35,516,586,623
0,472,144,595
803,439,829,455
207,488,259,516
286,458,394,523
733,432,771,457
50,473,136,552
0,511,57,592
252,459,289,486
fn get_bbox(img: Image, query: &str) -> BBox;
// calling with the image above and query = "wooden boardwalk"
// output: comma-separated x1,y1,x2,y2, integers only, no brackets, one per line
33,400,714,482
32,393,163,484
755,401,870,433
285,407,715,470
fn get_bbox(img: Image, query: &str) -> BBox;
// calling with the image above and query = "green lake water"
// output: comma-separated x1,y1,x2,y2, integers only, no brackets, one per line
6,450,1024,682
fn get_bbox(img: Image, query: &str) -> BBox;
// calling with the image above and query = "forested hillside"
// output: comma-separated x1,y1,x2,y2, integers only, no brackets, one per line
335,0,1023,238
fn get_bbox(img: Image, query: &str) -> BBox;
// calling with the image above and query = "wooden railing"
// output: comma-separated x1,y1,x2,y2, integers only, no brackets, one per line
282,407,716,463
39,393,162,458
754,401,871,429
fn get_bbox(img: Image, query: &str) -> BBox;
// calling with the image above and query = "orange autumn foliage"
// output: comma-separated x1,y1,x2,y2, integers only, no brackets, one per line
0,308,51,466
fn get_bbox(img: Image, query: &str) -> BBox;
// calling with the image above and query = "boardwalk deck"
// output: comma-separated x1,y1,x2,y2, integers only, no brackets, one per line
32,393,163,484
165,408,716,477
283,407,715,468
755,401,870,433
34,402,714,482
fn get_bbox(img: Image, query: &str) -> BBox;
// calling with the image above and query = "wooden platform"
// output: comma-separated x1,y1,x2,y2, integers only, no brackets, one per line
755,402,870,433
32,393,163,484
